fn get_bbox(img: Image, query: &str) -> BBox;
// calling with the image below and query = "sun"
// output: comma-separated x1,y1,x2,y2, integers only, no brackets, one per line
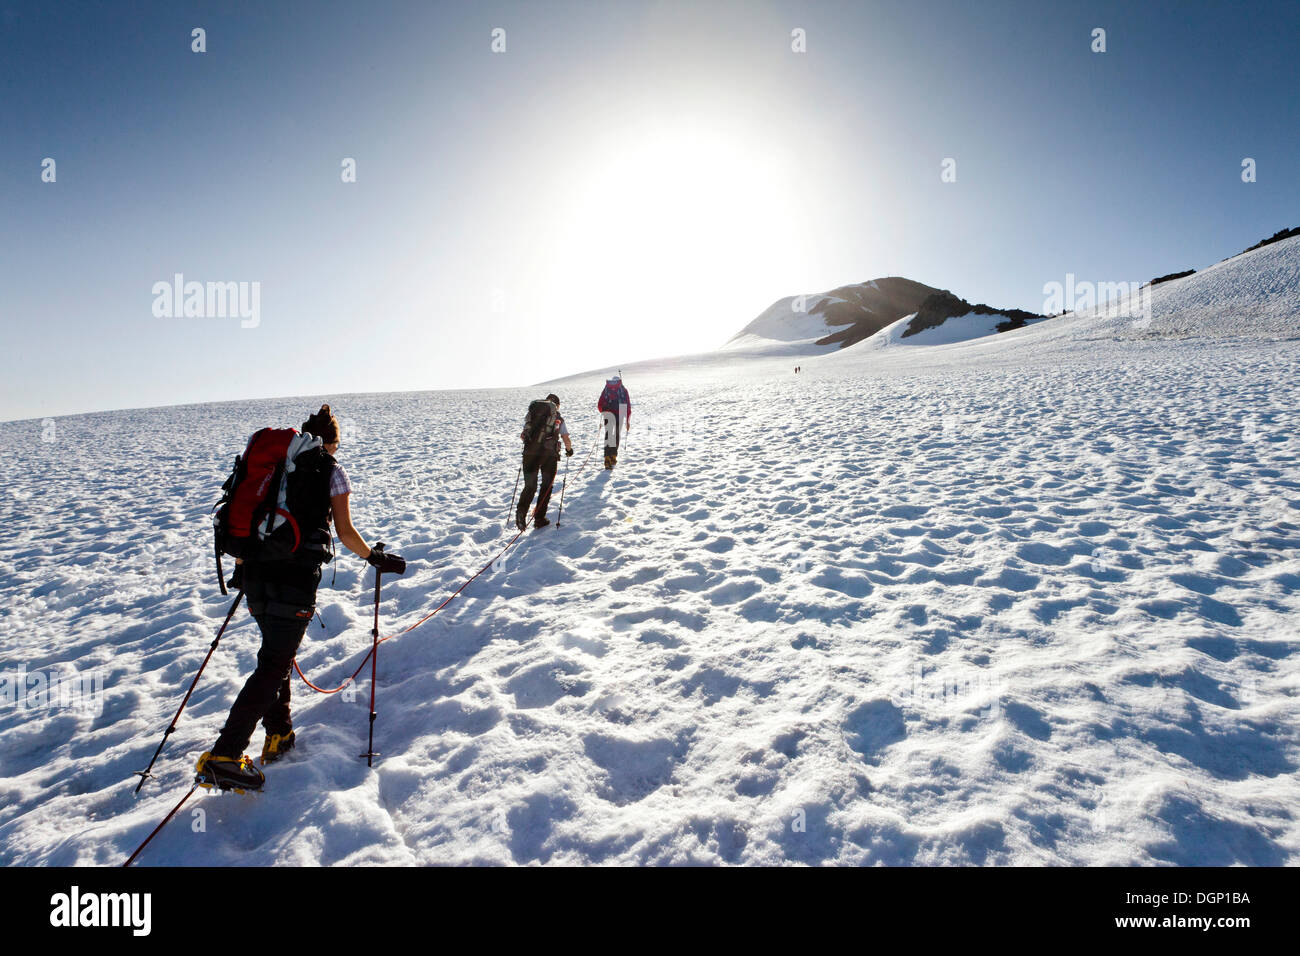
532,120,810,355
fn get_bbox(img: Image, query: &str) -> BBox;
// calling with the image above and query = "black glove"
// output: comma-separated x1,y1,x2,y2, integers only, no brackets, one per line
366,542,407,575
565,447,574,457
226,564,245,591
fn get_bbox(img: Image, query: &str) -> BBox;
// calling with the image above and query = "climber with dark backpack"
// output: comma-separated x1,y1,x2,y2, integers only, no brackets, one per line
515,393,572,531
198,404,407,792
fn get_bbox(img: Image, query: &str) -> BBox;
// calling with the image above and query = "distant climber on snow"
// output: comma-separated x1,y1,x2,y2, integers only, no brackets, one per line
516,392,572,530
597,375,631,470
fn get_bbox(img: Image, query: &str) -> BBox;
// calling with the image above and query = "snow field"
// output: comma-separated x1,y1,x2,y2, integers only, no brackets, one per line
2,330,1297,864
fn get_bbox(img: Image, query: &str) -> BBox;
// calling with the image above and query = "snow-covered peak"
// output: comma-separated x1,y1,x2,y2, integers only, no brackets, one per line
722,277,940,352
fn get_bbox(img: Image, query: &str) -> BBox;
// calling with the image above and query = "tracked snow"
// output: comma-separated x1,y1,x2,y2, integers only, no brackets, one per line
0,238,1298,866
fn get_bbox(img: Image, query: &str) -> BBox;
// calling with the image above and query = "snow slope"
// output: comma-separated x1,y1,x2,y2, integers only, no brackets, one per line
1,240,1299,867
721,295,842,353
861,310,1041,349
1021,233,1300,345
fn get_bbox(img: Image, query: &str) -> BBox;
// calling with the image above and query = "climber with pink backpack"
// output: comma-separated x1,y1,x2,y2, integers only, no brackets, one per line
596,375,631,470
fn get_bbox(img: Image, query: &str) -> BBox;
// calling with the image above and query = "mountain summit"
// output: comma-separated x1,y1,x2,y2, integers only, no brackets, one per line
723,277,938,351
725,277,1046,352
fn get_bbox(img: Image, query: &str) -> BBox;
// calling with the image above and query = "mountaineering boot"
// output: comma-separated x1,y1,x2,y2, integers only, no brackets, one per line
261,730,296,765
604,451,615,470
196,752,266,793
534,516,551,529
515,510,527,531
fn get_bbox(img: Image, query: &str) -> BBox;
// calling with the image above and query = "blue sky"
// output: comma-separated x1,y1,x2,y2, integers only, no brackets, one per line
1,0,1296,421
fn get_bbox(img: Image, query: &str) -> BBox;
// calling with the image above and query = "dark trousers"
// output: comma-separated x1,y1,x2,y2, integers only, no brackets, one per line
212,614,308,757
517,447,558,522
213,561,318,758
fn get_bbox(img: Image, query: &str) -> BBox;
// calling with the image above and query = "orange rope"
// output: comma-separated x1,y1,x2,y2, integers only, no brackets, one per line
292,649,374,694
293,522,527,693
293,426,603,695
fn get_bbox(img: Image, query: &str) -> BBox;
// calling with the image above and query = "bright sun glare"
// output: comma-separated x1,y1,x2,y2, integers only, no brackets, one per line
535,123,810,354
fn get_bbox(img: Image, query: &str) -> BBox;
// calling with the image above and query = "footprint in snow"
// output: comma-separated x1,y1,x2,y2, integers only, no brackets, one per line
504,660,591,709
843,700,906,763
582,732,689,805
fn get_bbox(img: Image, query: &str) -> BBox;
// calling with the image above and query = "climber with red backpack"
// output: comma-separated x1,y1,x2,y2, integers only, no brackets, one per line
515,393,573,530
198,404,406,792
597,375,631,470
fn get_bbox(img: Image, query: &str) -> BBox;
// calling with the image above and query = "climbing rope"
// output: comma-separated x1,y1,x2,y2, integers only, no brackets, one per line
124,422,612,866
292,425,605,695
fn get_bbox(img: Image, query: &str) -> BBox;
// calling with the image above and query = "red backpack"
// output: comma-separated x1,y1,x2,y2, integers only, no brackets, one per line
598,382,625,412
212,428,334,593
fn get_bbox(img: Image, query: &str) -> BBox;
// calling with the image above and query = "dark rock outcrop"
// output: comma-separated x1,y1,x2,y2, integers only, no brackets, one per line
1149,269,1196,287
1232,226,1300,259
809,277,940,348
901,292,1044,338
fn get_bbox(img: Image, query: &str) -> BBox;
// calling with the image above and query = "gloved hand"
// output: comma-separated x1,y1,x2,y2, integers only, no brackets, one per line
565,447,574,457
366,542,407,575
226,564,245,591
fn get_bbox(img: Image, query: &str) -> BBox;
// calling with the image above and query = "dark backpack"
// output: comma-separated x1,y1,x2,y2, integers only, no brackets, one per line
213,428,335,593
522,399,559,455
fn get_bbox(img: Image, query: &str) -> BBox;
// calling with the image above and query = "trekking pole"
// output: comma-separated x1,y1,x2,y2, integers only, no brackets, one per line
505,465,522,528
615,412,629,467
133,590,244,794
360,570,382,767
123,782,201,866
556,453,571,528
